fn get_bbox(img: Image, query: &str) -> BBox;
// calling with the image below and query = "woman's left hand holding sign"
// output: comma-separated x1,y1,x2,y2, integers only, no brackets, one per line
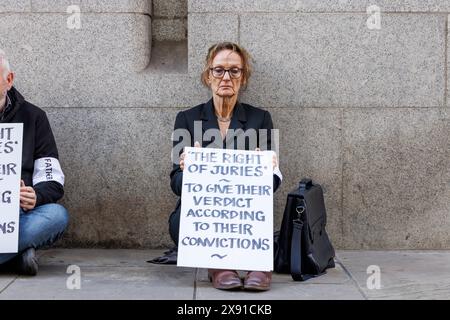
180,141,201,171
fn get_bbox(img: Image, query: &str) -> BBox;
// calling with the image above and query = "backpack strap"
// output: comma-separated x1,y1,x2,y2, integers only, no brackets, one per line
291,219,304,281
291,202,305,281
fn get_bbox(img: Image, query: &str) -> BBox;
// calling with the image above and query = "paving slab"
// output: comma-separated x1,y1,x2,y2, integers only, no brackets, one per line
0,250,195,300
337,251,450,299
2,249,450,300
38,249,168,267
195,262,364,300
0,275,16,293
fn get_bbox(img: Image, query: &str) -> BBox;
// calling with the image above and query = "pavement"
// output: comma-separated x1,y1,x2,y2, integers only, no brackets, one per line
0,249,449,300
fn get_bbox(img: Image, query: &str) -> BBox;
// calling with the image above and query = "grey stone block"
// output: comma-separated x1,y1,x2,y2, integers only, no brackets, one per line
272,108,343,248
240,13,445,108
30,0,150,13
31,0,81,12
342,109,450,249
0,13,150,72
153,18,187,41
189,0,450,13
13,72,205,110
154,0,187,18
188,13,239,74
0,13,151,106
81,0,151,14
0,0,30,12
338,251,450,299
149,41,188,73
45,108,180,248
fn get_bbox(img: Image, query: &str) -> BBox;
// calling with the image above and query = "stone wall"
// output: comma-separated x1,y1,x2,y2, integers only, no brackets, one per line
153,0,187,41
1,0,449,249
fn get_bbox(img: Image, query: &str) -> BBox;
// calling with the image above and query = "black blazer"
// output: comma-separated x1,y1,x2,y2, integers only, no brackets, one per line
170,98,282,197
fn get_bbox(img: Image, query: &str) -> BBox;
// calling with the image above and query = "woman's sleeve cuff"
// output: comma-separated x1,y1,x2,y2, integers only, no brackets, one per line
273,167,283,181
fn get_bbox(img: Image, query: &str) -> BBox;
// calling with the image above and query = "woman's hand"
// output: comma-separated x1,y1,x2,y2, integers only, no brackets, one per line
20,180,37,212
180,141,201,171
255,148,278,170
272,152,278,170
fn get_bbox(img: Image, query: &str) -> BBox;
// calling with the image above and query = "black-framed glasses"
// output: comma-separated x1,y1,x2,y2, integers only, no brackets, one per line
209,67,243,79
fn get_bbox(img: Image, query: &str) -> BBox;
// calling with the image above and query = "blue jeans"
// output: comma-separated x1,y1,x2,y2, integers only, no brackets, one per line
0,204,69,265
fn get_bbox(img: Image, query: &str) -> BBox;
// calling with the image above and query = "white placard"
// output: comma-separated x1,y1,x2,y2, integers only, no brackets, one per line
0,124,23,253
177,147,274,271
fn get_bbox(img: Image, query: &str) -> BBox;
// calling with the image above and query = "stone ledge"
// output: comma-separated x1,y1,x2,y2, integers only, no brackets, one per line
189,0,450,13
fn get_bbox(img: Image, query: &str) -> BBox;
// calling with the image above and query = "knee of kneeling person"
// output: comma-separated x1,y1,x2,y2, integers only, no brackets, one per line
43,203,70,231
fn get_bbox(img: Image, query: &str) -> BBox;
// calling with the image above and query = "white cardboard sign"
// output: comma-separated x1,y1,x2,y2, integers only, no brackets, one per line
0,124,23,253
177,147,274,271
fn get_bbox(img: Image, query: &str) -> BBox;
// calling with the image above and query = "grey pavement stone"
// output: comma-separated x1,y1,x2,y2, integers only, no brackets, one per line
342,109,450,249
0,276,16,292
272,108,343,248
240,13,445,108
195,264,364,300
2,249,450,299
197,262,350,285
188,13,239,74
38,248,167,267
338,251,450,299
153,18,187,41
189,0,450,13
0,0,30,12
0,266,194,300
154,0,187,18
0,249,194,300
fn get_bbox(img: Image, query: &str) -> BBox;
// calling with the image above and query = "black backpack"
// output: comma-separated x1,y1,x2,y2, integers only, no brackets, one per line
274,179,335,281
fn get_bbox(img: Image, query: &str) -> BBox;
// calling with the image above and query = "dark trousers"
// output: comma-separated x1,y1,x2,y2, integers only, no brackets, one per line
168,203,181,246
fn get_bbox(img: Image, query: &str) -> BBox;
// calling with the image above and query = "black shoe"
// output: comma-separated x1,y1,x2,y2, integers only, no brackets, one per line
18,248,38,276
147,246,177,265
0,258,17,274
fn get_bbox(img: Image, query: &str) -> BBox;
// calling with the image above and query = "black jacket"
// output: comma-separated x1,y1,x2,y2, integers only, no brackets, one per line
170,98,282,199
0,87,64,207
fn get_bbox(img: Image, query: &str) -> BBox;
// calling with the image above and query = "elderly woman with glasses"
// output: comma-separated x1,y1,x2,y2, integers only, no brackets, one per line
168,42,282,291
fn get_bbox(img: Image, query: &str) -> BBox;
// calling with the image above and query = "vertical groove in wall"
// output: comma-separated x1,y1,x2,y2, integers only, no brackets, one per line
444,15,448,107
237,14,241,43
340,108,345,248
151,0,154,18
